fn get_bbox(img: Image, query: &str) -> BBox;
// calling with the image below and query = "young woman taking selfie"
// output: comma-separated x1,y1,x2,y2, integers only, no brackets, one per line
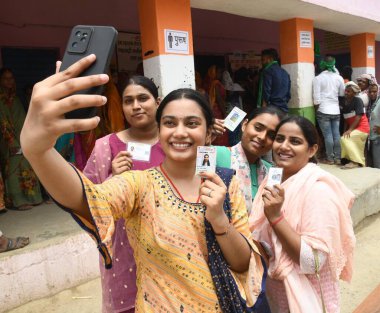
20,55,265,313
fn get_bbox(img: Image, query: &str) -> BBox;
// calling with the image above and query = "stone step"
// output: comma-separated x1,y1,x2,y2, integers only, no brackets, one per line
0,204,99,313
353,283,380,313
340,214,380,312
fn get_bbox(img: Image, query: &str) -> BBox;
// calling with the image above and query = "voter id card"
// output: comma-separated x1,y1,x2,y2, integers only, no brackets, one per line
224,107,247,132
195,146,216,174
266,167,283,187
127,142,151,162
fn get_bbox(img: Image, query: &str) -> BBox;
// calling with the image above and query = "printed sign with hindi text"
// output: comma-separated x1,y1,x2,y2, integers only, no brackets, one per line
117,33,142,73
164,29,189,54
300,31,312,48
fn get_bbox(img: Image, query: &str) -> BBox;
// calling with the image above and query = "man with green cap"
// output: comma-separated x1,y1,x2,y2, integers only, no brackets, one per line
313,55,345,164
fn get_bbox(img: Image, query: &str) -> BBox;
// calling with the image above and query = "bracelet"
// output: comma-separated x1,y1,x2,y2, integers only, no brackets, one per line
270,213,284,227
213,221,232,236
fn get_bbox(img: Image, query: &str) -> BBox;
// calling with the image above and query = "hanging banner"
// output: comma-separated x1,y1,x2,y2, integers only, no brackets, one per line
117,32,142,73
228,53,261,71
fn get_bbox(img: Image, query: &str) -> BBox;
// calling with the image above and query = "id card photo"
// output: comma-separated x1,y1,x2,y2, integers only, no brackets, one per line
224,107,247,132
266,167,283,187
195,146,216,174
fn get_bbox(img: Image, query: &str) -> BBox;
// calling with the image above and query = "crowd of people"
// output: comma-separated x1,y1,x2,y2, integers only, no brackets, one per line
1,46,379,312
194,48,291,149
313,56,380,169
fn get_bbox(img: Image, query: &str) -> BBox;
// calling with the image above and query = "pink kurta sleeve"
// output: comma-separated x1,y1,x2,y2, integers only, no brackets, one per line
83,134,113,184
299,239,327,274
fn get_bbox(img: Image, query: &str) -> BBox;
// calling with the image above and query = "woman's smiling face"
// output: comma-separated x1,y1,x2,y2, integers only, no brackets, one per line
159,98,212,164
240,113,280,162
273,122,318,180
122,84,158,128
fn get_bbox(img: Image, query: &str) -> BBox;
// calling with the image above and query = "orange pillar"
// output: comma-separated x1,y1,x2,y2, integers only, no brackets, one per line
350,33,376,81
280,18,315,122
138,0,195,96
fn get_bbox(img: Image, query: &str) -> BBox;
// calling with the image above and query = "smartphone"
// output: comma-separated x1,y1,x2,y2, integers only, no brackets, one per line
60,25,118,119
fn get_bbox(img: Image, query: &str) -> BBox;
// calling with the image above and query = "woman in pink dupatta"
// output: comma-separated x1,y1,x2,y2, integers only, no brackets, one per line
249,116,355,313
84,76,164,313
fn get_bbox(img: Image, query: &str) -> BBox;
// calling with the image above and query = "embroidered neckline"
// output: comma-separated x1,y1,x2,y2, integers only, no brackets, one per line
151,168,203,207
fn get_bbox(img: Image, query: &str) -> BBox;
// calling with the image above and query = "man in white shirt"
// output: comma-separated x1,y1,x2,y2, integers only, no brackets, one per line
313,56,345,164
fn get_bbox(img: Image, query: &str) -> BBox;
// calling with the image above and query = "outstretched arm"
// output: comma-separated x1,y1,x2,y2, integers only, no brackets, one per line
20,55,109,221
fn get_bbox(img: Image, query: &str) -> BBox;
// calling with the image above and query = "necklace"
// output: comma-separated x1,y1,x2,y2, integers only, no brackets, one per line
159,164,201,203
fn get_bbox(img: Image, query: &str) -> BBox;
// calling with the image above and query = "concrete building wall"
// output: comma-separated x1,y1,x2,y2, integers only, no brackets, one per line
1,1,379,77
192,9,279,55
0,5,281,59
301,0,380,22
0,0,140,59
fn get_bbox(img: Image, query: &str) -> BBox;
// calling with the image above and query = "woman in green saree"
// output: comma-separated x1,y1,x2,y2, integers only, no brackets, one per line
0,68,42,210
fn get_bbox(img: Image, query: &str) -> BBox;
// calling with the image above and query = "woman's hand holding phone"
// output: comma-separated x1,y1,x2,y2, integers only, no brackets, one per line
20,54,109,159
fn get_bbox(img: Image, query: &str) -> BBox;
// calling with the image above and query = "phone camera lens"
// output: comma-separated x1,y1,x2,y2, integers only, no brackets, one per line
72,42,78,48
80,37,86,42
82,32,88,38
75,31,81,37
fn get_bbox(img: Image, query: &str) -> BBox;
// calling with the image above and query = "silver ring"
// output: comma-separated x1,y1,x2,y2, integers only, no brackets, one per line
208,189,213,197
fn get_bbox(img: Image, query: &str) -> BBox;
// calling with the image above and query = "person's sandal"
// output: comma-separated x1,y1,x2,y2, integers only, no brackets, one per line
320,159,335,165
0,236,30,253
340,162,359,169
334,159,342,165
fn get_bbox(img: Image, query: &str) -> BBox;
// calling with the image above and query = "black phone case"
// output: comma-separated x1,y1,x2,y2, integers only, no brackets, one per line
60,25,118,119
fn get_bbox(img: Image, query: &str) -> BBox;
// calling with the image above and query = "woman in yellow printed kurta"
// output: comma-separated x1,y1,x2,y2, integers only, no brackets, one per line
76,166,263,312
20,55,264,313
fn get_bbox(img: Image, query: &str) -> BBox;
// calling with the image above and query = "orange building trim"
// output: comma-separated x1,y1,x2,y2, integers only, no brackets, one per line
280,18,314,65
138,0,193,60
350,33,375,68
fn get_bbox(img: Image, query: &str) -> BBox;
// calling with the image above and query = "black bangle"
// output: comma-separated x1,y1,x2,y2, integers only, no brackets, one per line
213,222,232,236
